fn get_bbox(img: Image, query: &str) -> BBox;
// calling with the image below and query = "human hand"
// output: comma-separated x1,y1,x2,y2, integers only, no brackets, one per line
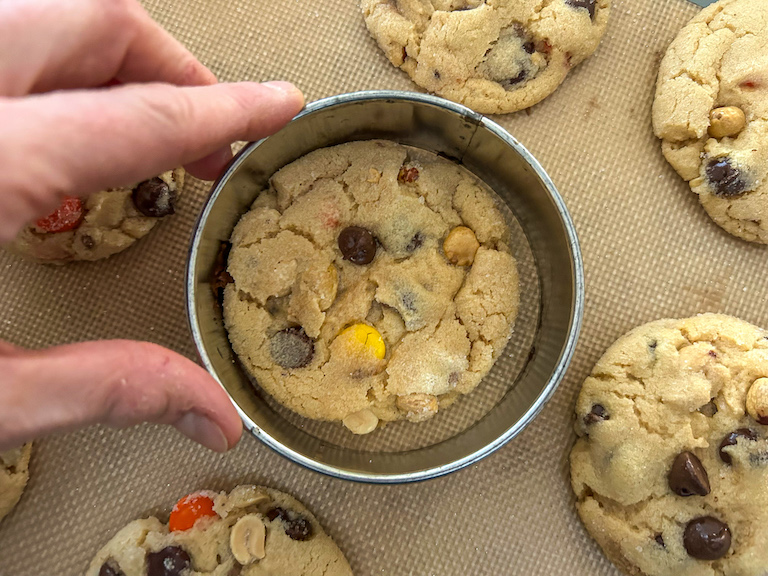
0,0,305,451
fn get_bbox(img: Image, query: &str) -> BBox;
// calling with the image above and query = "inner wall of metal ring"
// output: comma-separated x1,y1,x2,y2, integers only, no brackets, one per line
192,98,577,477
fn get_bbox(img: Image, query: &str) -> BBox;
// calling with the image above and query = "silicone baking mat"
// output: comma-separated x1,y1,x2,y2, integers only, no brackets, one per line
3,0,767,574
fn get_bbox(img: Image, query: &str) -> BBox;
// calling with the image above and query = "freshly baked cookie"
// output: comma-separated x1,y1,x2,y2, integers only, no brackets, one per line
0,443,32,522
361,0,612,114
223,140,519,434
86,485,353,576
570,314,768,576
653,0,768,243
11,169,184,263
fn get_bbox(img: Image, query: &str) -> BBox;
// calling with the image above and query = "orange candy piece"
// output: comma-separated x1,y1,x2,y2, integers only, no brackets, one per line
169,493,218,532
35,196,84,233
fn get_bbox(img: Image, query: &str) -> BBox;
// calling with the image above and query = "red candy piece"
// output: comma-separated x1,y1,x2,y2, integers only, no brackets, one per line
168,493,217,532
35,196,84,233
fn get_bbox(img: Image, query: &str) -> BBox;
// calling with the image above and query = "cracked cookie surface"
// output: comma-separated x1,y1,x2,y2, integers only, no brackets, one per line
10,169,184,263
570,314,768,576
652,0,768,243
361,0,611,114
86,485,353,576
0,443,31,522
223,140,519,434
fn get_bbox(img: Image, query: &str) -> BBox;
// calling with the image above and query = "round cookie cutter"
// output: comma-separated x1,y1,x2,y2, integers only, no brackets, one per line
187,91,583,483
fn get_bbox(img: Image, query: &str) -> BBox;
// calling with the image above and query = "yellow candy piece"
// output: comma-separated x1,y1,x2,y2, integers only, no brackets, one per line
338,324,386,360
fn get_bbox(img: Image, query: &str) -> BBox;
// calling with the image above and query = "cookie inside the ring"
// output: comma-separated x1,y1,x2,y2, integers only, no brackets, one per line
222,140,520,435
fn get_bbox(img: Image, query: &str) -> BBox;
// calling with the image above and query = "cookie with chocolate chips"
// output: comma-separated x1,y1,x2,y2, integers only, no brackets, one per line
0,443,32,522
223,140,519,434
361,0,612,114
10,169,184,263
85,485,352,576
653,0,768,243
570,314,768,576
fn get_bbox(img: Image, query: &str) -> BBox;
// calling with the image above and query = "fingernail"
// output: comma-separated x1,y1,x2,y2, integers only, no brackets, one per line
175,413,229,452
262,81,304,103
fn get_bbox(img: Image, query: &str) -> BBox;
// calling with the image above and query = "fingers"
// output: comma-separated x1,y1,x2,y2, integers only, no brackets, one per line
0,81,304,239
0,340,243,453
0,0,215,96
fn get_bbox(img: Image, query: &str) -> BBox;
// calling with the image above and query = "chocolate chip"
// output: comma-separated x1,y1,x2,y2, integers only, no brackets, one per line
683,517,731,560
99,561,125,576
583,404,609,426
501,70,527,89
719,428,758,464
434,70,441,80
706,158,747,198
648,340,658,351
132,177,176,217
668,451,710,497
654,534,665,548
565,0,596,19
338,226,376,265
266,507,314,541
146,546,190,576
406,232,424,252
523,41,535,54
401,292,417,312
211,241,234,304
698,400,718,417
81,234,95,250
397,166,419,183
270,327,314,369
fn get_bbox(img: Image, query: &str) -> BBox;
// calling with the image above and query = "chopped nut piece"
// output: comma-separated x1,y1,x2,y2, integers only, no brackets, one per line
708,106,746,139
747,378,768,425
342,409,379,434
230,514,267,565
443,226,480,266
367,168,382,183
396,393,439,422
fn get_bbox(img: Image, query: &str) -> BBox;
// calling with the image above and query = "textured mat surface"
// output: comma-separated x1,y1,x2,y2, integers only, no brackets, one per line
3,0,767,574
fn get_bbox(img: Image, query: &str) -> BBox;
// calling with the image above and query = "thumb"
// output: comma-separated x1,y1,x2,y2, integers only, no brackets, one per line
0,340,242,452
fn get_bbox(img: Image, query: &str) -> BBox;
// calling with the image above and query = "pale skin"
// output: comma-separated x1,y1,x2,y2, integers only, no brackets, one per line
0,0,305,452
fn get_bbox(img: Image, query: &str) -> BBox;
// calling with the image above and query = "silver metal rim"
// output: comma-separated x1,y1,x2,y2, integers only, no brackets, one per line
187,90,584,483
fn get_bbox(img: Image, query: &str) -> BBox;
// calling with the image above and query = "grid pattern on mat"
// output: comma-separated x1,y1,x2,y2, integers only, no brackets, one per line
4,0,767,575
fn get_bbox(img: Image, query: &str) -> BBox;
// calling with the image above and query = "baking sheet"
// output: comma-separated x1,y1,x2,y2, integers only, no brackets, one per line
3,0,767,574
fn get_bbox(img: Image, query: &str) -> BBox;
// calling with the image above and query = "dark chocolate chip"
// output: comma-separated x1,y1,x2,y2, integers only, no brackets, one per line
649,339,658,351
706,157,747,198
501,70,527,89
523,41,535,54
584,404,609,426
698,400,718,417
565,0,596,19
210,241,234,303
266,507,314,541
146,546,190,576
401,292,417,312
683,517,731,560
99,561,125,576
270,327,314,369
668,451,710,497
338,226,376,265
406,232,424,252
397,166,420,183
434,70,441,80
132,177,176,217
719,428,758,464
81,234,95,250
654,534,665,548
